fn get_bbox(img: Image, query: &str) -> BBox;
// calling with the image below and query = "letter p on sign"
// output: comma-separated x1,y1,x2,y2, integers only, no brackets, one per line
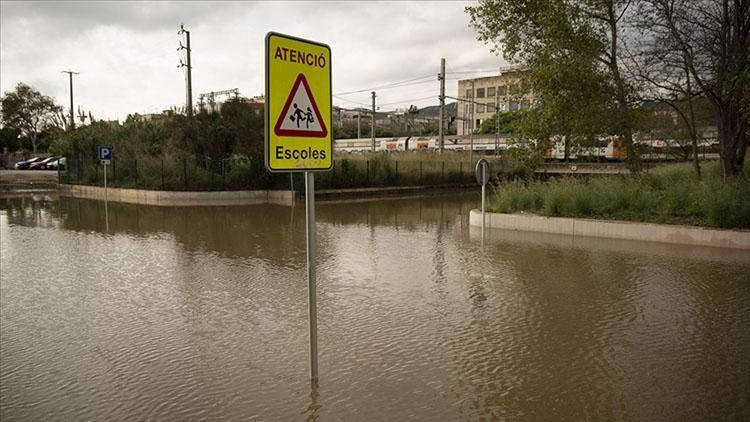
99,145,113,164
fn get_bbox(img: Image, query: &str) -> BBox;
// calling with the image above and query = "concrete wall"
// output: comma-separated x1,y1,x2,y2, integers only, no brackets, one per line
59,184,293,207
469,210,750,250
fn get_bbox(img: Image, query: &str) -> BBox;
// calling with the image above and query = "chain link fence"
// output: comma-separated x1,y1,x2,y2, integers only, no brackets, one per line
61,155,489,191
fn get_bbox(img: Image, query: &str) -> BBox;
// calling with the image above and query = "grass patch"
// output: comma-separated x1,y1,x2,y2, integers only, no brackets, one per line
489,161,750,229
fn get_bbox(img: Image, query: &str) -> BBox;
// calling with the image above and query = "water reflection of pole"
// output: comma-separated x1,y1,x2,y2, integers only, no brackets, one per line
306,383,321,420
305,171,319,384
290,173,295,206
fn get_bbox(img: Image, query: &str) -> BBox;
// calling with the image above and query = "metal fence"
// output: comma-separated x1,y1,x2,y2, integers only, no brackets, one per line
60,156,487,191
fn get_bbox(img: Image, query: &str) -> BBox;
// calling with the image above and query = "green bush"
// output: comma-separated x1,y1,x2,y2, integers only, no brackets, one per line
488,161,750,229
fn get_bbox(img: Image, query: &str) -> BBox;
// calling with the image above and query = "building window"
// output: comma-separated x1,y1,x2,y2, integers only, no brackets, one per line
476,88,485,98
497,85,507,96
520,100,530,110
497,102,506,111
509,101,519,111
509,84,520,95
486,102,495,112
477,103,486,113
487,86,496,97
465,89,472,98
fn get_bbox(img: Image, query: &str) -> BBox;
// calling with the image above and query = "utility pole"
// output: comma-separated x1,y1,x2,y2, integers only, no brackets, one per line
438,58,445,151
371,91,376,152
178,24,193,117
469,80,474,163
357,112,361,139
61,70,79,130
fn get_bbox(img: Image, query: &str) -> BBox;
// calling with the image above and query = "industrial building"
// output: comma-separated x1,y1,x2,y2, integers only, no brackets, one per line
455,67,533,136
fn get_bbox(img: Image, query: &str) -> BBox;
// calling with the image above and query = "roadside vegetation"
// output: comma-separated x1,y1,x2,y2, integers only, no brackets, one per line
467,0,748,177
490,161,750,229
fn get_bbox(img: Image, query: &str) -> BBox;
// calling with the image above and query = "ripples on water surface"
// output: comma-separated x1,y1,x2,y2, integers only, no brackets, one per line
1,194,749,420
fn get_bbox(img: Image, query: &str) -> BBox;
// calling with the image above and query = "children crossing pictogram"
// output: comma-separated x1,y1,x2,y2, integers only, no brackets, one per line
274,73,328,137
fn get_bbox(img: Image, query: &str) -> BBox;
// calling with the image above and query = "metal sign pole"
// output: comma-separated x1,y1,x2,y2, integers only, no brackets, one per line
481,164,485,246
475,159,489,248
305,171,319,383
104,162,109,234
266,33,331,384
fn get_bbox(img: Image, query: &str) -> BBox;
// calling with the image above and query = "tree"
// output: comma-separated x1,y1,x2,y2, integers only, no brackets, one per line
637,0,749,176
0,126,21,152
333,123,359,139
467,0,642,172
477,110,525,135
1,83,61,152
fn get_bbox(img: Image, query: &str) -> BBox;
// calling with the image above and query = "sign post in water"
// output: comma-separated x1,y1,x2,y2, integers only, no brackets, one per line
99,146,113,233
265,32,332,384
475,159,490,244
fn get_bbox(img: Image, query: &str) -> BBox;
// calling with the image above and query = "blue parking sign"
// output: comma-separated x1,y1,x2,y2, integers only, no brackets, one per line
99,146,113,163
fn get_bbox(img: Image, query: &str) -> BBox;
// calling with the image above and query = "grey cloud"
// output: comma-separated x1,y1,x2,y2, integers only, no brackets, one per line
1,1,251,33
1,1,505,119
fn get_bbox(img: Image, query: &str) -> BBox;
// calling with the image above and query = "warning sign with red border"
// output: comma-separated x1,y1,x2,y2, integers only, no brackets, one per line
265,32,332,172
274,74,328,138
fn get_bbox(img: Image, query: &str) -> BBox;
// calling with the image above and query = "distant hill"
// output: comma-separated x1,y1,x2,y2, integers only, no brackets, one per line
416,102,457,119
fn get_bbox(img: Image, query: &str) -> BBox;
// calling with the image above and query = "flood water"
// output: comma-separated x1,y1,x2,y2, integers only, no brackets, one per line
1,193,749,420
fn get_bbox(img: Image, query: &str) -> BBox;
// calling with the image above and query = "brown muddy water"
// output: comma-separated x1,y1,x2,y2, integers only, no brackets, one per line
1,193,749,420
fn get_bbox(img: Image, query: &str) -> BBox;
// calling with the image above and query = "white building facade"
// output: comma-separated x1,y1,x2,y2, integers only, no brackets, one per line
456,68,533,136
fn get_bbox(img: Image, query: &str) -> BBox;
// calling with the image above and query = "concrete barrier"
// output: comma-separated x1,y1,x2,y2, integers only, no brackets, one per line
59,184,294,207
469,209,750,250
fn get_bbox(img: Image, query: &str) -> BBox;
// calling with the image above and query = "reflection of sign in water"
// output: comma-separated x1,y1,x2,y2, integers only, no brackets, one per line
274,74,327,137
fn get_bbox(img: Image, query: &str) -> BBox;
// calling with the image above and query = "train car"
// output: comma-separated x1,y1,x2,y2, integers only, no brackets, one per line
334,134,523,155
545,137,628,161
444,135,510,152
375,137,401,152
335,138,373,152
377,137,410,152
407,137,437,150
334,137,403,152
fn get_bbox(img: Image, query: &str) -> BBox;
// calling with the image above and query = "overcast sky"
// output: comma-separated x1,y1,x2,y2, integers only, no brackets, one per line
1,1,506,121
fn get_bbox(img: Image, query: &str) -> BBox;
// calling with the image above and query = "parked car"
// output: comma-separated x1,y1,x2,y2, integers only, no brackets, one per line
46,157,66,171
29,156,59,170
14,157,45,170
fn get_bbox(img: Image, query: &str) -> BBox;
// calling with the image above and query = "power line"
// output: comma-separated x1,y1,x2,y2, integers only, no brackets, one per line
378,95,436,106
337,87,436,104
333,74,434,96
335,92,437,111
333,95,372,108
444,95,500,109
445,69,499,74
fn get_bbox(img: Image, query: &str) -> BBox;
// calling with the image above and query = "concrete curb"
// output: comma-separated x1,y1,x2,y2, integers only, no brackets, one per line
469,209,750,250
58,183,476,206
59,184,293,207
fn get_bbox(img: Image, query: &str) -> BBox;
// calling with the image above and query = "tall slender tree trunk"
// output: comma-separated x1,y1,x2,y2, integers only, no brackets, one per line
684,64,701,177
690,137,701,177
717,101,746,177
614,78,640,172
607,2,640,173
